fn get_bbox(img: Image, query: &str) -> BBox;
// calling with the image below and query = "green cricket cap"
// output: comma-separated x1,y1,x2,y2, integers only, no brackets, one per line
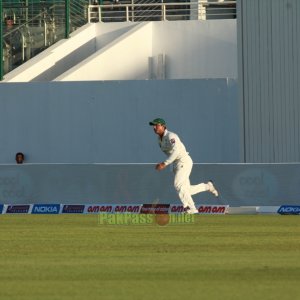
149,118,166,126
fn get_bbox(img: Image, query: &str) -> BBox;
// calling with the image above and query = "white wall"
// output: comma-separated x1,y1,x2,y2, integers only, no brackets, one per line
57,20,237,81
3,20,237,82
152,20,237,79
94,22,138,49
55,22,153,81
3,24,98,82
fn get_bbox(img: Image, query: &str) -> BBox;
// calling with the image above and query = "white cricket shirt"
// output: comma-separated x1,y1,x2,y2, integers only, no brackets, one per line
158,129,190,166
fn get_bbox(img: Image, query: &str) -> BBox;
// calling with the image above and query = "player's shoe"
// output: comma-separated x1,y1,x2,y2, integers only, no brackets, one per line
183,206,190,213
207,180,219,197
184,206,198,214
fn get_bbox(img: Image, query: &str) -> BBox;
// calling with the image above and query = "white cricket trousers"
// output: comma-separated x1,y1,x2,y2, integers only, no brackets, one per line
173,155,208,210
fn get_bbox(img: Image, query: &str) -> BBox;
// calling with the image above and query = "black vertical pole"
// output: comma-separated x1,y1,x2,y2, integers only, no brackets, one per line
65,0,70,38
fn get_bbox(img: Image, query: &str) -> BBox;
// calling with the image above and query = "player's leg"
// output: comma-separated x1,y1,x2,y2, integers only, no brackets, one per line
189,181,218,196
189,183,208,195
173,160,198,213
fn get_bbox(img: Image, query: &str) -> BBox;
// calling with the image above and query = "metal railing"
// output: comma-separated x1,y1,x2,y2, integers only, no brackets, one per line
1,0,89,80
88,0,236,23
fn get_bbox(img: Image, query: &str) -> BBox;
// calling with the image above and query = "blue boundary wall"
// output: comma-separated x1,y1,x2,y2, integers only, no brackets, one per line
0,163,299,208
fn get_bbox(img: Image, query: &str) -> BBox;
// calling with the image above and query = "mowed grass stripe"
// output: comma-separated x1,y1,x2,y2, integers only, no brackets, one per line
0,215,299,300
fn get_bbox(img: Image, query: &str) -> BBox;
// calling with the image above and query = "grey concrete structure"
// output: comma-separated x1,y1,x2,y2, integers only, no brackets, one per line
238,0,300,162
0,79,238,164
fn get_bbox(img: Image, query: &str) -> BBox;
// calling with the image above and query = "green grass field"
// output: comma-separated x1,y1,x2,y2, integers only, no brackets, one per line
0,214,300,300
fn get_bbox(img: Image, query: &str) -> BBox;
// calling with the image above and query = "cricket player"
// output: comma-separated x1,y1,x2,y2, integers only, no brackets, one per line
149,118,218,214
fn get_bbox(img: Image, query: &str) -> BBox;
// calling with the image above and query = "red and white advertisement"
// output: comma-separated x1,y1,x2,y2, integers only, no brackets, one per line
84,204,141,214
170,204,228,214
197,205,228,214
84,205,113,214
113,205,141,213
85,204,228,214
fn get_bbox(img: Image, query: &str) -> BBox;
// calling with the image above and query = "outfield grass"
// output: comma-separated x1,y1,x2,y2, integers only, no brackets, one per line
0,215,300,300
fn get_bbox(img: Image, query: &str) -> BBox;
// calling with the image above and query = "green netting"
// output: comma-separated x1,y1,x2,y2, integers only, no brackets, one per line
1,1,89,77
